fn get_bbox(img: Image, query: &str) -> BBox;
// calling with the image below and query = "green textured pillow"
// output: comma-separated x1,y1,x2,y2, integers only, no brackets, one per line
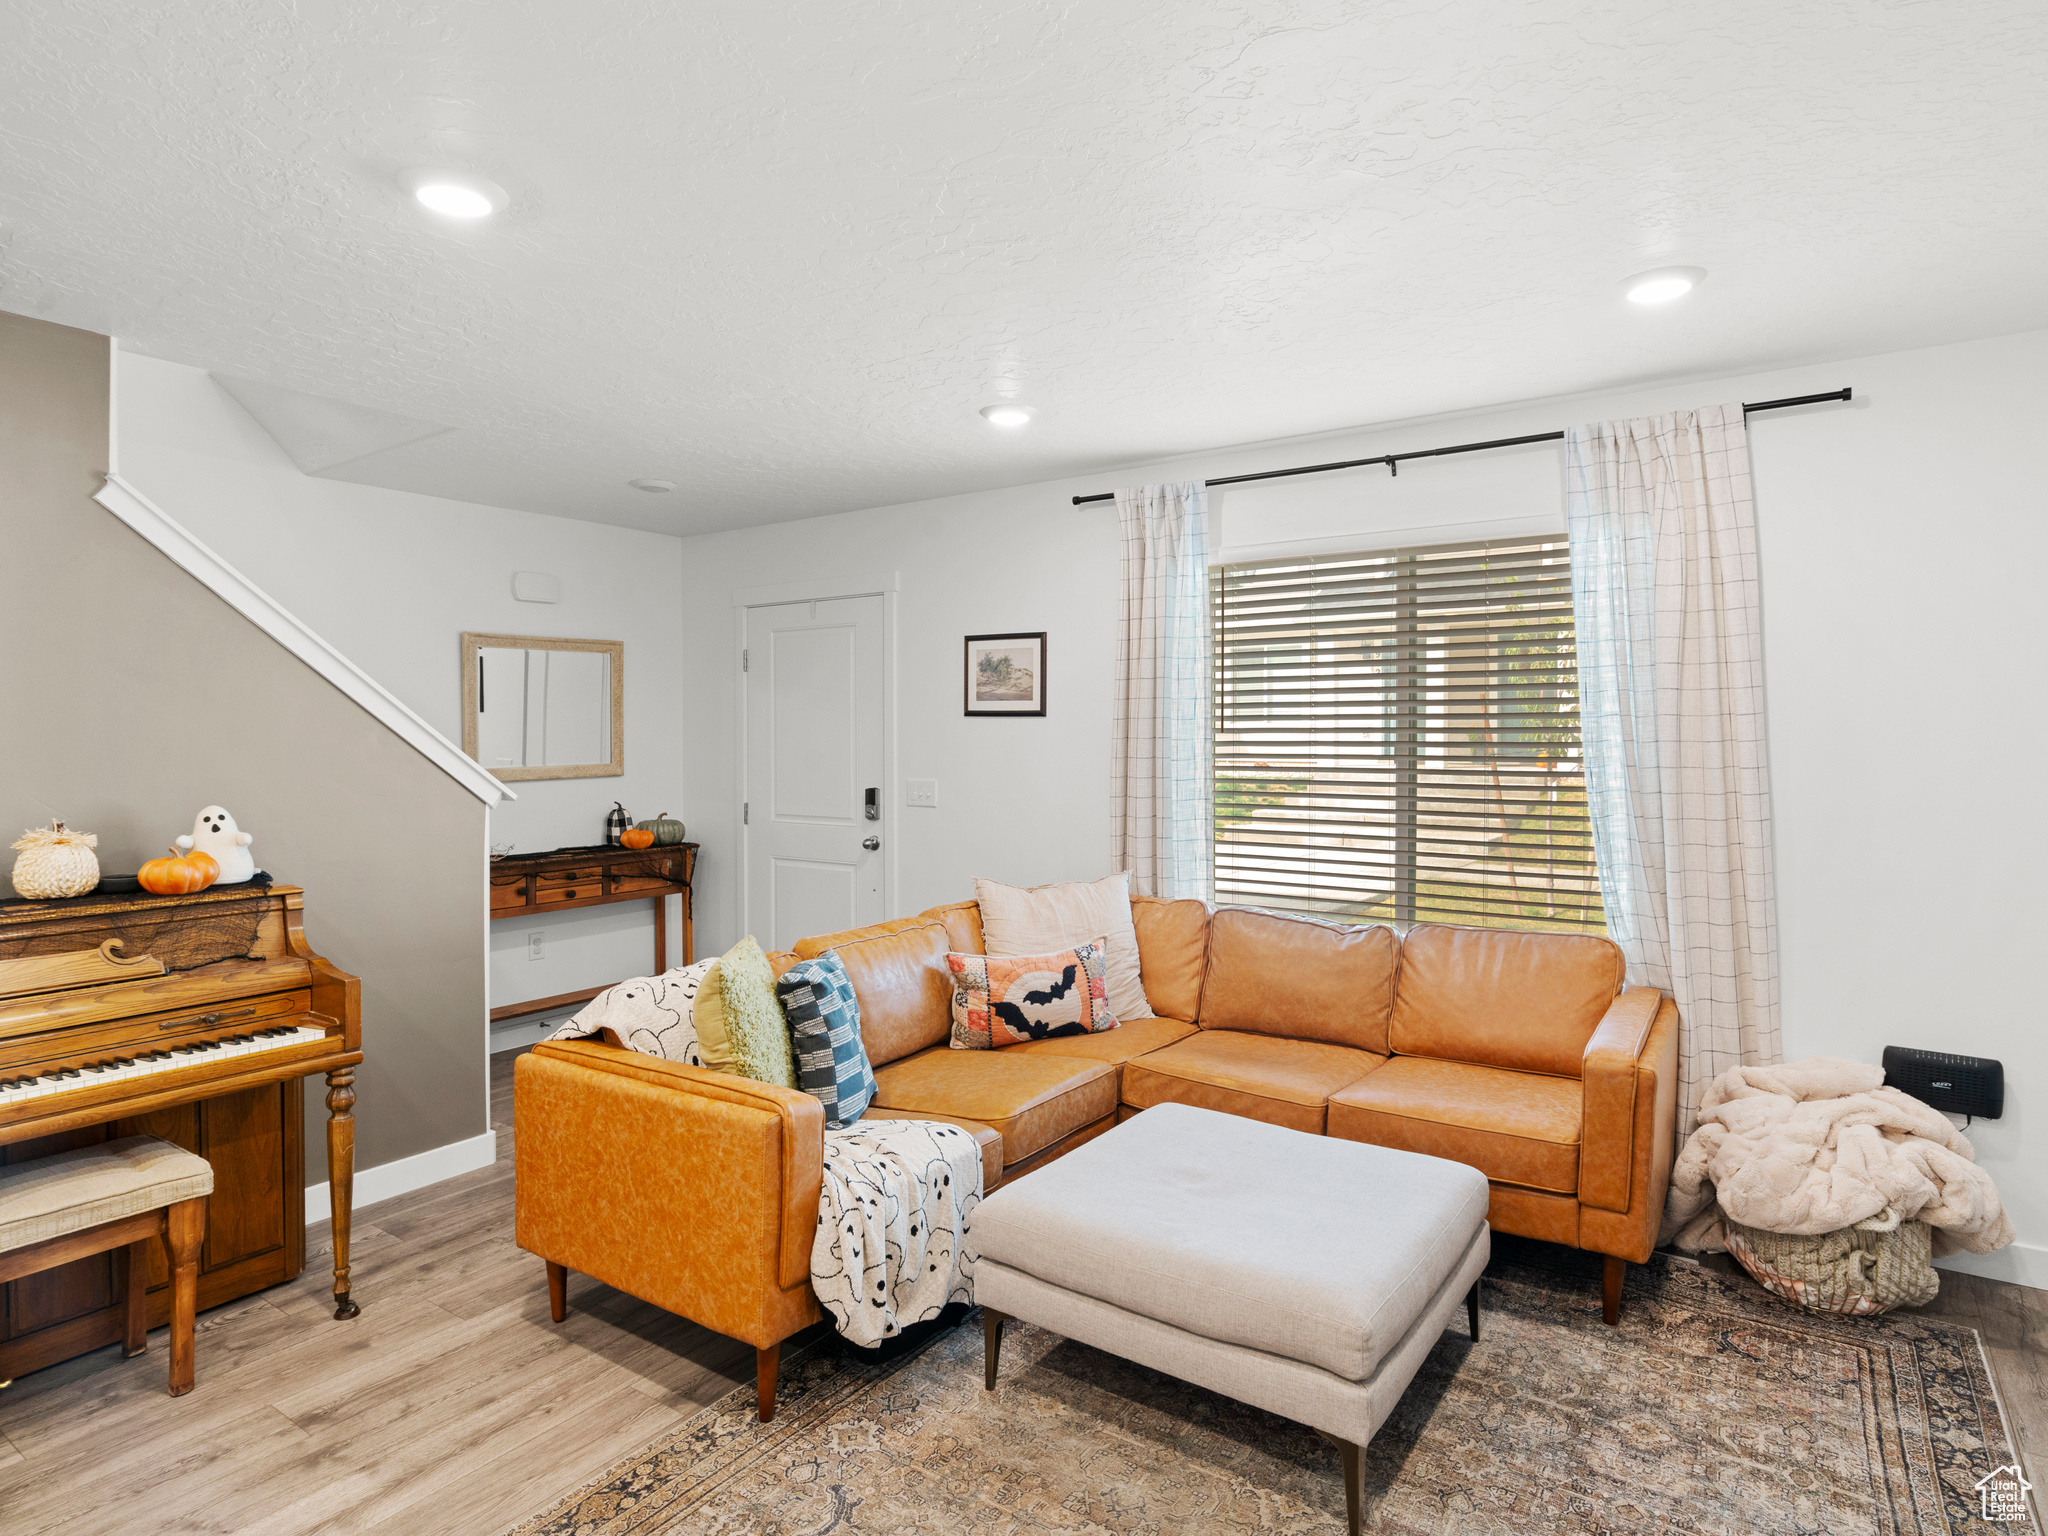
718,935,797,1089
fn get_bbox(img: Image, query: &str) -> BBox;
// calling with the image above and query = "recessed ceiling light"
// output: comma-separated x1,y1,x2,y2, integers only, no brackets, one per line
980,404,1036,428
1624,266,1706,305
629,478,677,493
400,169,509,219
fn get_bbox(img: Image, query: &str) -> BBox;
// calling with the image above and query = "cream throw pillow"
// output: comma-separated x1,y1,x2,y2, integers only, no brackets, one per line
973,872,1153,1020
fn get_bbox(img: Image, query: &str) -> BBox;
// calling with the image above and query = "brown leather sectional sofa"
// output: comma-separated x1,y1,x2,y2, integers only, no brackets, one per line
515,894,1677,1420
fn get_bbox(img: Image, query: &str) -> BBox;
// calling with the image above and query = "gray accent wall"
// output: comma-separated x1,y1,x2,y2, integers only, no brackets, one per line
0,310,488,1181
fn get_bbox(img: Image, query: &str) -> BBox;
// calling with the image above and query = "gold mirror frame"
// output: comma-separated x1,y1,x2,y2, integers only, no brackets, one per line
460,632,625,782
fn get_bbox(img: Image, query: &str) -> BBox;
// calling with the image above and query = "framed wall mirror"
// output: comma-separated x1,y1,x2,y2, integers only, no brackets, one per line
460,632,624,781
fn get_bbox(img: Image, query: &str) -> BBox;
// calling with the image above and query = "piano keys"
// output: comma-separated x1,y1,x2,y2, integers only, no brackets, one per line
0,1023,332,1105
0,882,363,1381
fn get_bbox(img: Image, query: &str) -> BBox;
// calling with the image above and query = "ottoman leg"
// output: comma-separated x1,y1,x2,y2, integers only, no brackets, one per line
756,1343,781,1423
1339,1438,1362,1535
1466,1279,1481,1342
1602,1256,1625,1325
983,1307,1008,1389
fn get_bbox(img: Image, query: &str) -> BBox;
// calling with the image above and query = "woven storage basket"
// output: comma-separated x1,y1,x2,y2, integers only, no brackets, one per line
1725,1208,1939,1315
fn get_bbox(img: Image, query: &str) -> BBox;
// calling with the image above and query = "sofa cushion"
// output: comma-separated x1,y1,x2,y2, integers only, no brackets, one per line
1003,1015,1196,1070
795,913,949,959
1121,1029,1388,1134
975,872,1153,1021
1195,908,1398,1053
697,937,796,1088
918,899,986,956
1129,896,1210,1022
828,920,954,1068
946,939,1118,1049
867,1111,1006,1193
777,950,878,1128
869,1047,1117,1167
1326,1056,1583,1194
1389,923,1624,1077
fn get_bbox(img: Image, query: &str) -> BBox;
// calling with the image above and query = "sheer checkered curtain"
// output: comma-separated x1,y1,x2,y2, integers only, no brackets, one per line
1565,404,1782,1139
1111,482,1213,900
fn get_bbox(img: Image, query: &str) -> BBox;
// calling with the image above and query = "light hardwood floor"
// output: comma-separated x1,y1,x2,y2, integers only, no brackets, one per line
0,1050,2041,1534
0,1050,800,1536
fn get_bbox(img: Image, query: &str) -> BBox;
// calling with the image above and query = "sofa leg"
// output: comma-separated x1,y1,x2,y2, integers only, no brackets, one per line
1466,1279,1481,1342
546,1261,568,1324
1602,1256,1625,1325
983,1307,1008,1390
756,1342,781,1423
1338,1437,1362,1535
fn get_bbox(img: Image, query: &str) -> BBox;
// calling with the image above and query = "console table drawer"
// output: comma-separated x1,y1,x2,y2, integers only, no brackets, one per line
607,873,673,896
533,883,596,906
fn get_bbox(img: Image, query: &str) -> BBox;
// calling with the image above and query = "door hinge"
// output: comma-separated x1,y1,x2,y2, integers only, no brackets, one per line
742,648,749,672
743,802,749,825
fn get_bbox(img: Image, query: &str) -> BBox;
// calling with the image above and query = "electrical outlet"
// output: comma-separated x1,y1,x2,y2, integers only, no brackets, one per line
527,931,545,961
906,778,938,808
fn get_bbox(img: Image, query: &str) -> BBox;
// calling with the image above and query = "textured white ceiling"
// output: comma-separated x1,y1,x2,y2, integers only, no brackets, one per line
4,1,2044,534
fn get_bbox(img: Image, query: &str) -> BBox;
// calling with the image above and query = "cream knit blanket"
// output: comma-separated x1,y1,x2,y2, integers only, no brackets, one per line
1662,1056,2013,1256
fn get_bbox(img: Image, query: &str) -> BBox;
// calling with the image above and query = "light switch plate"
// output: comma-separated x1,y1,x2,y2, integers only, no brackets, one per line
905,778,938,808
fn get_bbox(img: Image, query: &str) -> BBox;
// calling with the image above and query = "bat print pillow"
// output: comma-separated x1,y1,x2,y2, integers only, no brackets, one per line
946,938,1120,1049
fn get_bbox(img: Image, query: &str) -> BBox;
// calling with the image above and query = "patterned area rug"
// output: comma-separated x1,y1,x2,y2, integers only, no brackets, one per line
510,1249,2036,1535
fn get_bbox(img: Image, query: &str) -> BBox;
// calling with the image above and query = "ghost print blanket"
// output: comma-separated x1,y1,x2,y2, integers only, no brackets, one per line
548,959,711,1063
813,1118,982,1348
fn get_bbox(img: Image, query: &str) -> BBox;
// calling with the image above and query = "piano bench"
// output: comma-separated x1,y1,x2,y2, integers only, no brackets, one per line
0,1135,215,1396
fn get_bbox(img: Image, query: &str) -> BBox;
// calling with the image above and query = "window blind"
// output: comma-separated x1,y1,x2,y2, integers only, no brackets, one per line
1212,535,1604,934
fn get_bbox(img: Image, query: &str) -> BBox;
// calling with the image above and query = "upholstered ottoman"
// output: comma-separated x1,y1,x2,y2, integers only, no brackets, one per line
974,1102,1489,1535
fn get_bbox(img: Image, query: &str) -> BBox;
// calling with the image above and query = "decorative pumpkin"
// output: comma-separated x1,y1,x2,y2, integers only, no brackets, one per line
636,811,686,846
10,821,101,899
138,844,219,896
618,827,655,850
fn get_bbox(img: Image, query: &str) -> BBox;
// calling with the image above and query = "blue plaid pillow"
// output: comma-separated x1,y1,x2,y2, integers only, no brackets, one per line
776,950,876,1129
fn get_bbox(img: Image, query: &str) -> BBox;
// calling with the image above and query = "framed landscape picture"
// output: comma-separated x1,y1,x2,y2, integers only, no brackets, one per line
964,632,1047,716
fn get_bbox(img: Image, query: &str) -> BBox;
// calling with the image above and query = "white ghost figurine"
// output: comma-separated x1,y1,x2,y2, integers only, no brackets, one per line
177,805,257,885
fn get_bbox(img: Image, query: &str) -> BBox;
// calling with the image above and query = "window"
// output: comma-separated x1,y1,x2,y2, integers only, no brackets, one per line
1212,536,1604,934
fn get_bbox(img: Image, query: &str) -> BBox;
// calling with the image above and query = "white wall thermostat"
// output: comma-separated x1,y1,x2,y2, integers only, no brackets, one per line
512,571,562,603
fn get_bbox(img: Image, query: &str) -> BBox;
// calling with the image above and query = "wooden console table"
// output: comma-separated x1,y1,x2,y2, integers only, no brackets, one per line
488,843,697,1022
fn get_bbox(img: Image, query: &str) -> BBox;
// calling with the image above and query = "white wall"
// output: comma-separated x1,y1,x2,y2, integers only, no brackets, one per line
116,354,688,1020
677,328,2048,1282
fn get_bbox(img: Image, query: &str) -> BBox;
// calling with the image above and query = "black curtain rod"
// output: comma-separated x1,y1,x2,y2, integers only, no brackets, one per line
1070,388,1852,505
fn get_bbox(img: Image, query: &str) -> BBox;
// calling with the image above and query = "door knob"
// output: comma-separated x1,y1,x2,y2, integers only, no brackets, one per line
861,836,881,851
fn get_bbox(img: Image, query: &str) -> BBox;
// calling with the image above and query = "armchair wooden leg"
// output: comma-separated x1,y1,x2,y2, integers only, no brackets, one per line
1466,1279,1481,1342
119,1238,150,1358
164,1196,205,1397
756,1342,781,1423
1602,1255,1625,1325
546,1261,568,1324
1338,1437,1362,1535
983,1307,1008,1389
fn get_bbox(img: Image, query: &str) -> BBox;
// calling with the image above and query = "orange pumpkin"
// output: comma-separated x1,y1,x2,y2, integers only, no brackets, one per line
619,827,655,850
138,844,219,895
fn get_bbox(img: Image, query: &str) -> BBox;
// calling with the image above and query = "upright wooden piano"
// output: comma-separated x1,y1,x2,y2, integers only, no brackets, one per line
0,882,361,1382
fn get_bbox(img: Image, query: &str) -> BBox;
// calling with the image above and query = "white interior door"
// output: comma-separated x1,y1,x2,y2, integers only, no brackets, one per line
744,595,887,950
